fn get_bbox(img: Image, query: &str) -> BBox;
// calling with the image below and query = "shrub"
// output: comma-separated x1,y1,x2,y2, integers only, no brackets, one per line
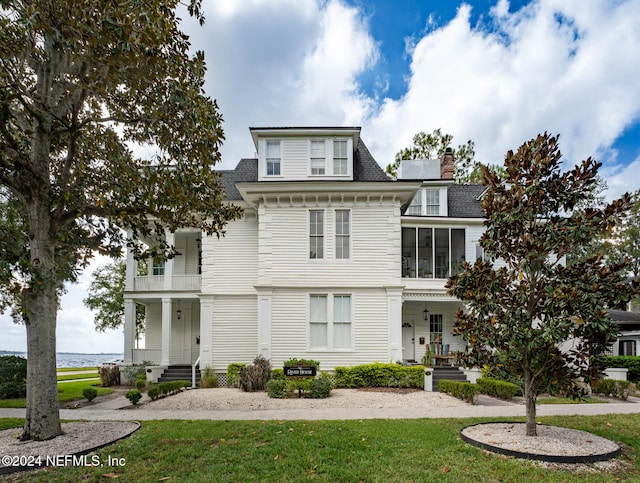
266,379,289,398
120,364,148,385
239,356,271,392
125,389,142,405
599,356,640,383
135,374,147,391
157,380,190,396
283,358,320,368
309,375,333,399
286,378,312,397
594,378,631,400
227,363,246,388
476,377,519,400
147,384,161,400
334,363,423,389
438,380,479,404
99,366,120,386
0,380,27,399
200,367,219,388
83,387,98,402
271,368,285,380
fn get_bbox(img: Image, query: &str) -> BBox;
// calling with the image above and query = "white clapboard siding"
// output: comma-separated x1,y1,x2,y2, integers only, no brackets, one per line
145,304,162,351
185,236,199,274
201,214,258,294
210,295,258,371
281,139,308,179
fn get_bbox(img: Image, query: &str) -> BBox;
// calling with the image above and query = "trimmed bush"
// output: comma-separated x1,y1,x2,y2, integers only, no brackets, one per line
227,363,246,388
283,358,320,368
594,378,631,400
476,377,519,400
334,363,423,389
200,367,219,388
125,389,142,405
83,387,98,402
0,356,27,399
271,368,285,380
266,379,289,399
309,376,333,399
135,374,147,391
600,356,640,383
438,380,479,404
147,384,161,400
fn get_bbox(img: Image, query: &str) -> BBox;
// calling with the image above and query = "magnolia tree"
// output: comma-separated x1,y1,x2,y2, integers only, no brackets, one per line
446,133,639,437
0,1,242,440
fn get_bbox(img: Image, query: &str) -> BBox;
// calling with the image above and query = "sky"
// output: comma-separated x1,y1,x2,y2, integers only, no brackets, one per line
2,0,640,353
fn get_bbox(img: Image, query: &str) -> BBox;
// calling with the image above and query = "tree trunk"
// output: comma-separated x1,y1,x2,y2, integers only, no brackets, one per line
523,368,537,437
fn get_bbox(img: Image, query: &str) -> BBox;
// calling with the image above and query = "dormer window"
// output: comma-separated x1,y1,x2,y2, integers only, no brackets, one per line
308,138,351,176
333,140,348,175
266,140,281,176
406,188,443,216
310,140,326,175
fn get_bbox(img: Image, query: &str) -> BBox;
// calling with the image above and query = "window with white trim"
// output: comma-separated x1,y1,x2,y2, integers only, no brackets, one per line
309,294,352,350
406,188,440,216
152,260,165,276
266,140,281,176
309,210,324,259
333,139,348,175
310,140,326,175
335,209,350,259
407,190,422,215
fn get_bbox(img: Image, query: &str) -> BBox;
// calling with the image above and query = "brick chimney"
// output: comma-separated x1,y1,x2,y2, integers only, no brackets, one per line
440,147,454,179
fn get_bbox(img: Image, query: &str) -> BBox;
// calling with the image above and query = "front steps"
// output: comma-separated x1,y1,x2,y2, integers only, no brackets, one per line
432,366,468,392
158,365,200,385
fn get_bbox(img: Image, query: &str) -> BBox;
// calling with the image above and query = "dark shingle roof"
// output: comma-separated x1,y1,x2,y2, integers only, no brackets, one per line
447,184,486,218
218,138,390,201
608,309,640,325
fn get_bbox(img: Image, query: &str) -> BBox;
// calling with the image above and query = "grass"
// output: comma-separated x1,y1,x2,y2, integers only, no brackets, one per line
56,367,98,372
1,414,639,482
537,396,609,405
57,372,99,382
0,381,111,408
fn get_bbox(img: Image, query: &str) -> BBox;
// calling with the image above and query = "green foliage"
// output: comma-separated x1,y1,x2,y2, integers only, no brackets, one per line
283,358,320,368
0,380,27,399
83,261,145,337
271,368,285,380
239,356,271,392
135,374,147,391
309,375,333,399
125,389,142,405
147,385,161,400
593,379,631,400
82,387,98,402
199,367,219,388
476,377,519,399
334,363,423,388
437,380,479,404
98,366,120,387
0,356,27,399
146,380,189,400
599,356,640,382
266,379,289,398
226,363,246,388
481,365,523,393
447,132,640,434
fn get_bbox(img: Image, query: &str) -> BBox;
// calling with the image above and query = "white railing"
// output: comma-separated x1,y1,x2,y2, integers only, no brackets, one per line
132,275,201,291
192,356,201,388
132,349,162,365
171,274,201,291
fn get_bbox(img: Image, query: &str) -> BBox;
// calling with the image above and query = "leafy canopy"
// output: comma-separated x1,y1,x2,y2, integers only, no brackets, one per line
446,133,639,436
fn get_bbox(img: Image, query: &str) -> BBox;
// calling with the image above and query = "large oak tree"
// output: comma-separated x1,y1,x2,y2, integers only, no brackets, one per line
447,133,639,437
0,0,242,440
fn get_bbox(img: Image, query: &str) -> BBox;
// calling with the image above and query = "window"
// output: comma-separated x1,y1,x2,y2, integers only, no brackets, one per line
425,189,440,215
333,295,351,349
401,227,466,278
310,295,328,349
407,190,422,216
310,140,326,175
333,139,348,175
152,260,165,276
266,140,281,176
309,210,324,259
335,210,350,259
429,314,443,345
620,340,636,356
309,294,352,350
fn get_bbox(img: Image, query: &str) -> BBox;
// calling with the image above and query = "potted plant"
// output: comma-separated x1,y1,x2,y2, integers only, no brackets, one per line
422,346,434,368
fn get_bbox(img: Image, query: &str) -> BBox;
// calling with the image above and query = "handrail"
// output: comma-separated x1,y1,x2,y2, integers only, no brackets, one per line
192,356,201,388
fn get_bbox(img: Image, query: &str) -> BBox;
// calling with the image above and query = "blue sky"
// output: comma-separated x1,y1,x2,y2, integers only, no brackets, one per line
2,0,639,353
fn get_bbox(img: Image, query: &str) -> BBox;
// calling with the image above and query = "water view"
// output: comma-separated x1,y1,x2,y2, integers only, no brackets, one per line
0,350,123,368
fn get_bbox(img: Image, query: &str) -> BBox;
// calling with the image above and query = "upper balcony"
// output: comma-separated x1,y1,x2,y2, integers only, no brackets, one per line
132,274,201,292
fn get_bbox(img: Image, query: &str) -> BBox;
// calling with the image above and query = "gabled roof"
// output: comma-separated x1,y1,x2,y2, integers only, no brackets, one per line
218,137,390,201
447,184,486,218
608,309,640,325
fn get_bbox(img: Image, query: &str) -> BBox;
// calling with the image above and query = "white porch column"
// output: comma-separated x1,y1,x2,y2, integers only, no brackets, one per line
257,288,273,359
386,287,404,363
123,298,136,363
199,296,213,368
125,230,135,291
161,298,172,366
164,230,175,291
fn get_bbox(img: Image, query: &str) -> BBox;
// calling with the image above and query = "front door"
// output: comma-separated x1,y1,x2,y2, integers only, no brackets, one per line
402,321,415,361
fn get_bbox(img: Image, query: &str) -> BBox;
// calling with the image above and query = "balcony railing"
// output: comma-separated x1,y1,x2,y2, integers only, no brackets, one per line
132,275,201,291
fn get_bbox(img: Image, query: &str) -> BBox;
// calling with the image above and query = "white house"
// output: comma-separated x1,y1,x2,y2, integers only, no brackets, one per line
122,126,488,380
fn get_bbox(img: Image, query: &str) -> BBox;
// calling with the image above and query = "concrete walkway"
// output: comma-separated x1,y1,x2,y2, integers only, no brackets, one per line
2,395,640,422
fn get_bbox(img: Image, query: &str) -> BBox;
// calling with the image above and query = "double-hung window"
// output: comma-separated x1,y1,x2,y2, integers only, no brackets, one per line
310,140,326,175
333,140,348,175
309,210,324,259
407,190,422,215
335,210,350,259
309,294,352,350
266,140,281,176
152,260,165,276
425,189,440,215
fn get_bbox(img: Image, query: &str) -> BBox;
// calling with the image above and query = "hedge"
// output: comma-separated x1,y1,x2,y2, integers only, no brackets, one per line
599,356,640,383
593,378,631,400
476,377,519,400
334,363,423,389
438,380,479,404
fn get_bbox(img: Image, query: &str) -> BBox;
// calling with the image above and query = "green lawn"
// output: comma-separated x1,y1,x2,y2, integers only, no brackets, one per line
537,396,609,405
1,414,638,482
56,367,98,372
57,372,99,382
0,381,111,408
